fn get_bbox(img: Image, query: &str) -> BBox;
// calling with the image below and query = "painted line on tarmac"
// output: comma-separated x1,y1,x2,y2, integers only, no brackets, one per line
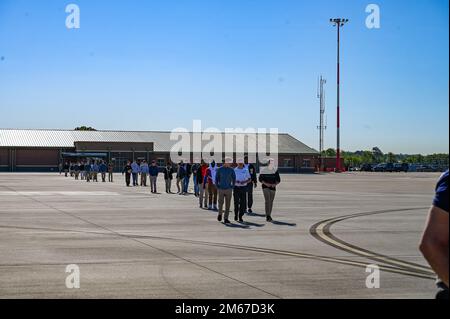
120,233,435,280
0,191,120,196
0,223,435,280
310,207,434,276
0,182,435,281
0,184,282,299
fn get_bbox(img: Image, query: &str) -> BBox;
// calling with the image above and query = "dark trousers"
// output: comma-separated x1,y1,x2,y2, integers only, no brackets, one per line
183,176,190,193
125,173,131,186
193,175,199,195
234,186,247,217
132,173,138,186
247,183,254,209
150,176,157,193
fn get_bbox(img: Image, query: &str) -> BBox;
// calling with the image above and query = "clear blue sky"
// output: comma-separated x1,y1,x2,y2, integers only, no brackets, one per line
0,0,448,154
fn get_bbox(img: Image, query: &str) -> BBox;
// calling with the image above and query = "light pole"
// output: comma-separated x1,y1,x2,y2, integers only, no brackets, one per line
317,76,326,172
330,18,348,172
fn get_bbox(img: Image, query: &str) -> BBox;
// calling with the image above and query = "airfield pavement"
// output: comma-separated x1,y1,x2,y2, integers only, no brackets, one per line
0,172,442,298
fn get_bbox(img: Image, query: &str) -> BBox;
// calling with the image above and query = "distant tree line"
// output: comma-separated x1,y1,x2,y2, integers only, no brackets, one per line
321,148,449,168
74,126,97,131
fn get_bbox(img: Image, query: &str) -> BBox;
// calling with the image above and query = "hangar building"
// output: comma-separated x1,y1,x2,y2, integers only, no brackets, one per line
0,129,319,173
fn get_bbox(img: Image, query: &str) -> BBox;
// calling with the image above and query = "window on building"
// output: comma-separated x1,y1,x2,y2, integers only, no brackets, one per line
302,159,311,167
283,158,293,167
156,158,165,167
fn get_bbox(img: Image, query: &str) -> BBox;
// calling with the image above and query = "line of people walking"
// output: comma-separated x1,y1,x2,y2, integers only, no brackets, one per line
122,157,281,224
62,156,281,224
122,160,160,192
175,156,281,223
61,160,114,182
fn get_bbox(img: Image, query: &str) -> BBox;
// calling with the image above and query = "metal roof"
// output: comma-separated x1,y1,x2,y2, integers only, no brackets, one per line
0,129,318,154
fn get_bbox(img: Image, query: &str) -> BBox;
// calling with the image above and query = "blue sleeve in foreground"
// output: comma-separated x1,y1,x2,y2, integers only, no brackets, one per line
432,170,449,213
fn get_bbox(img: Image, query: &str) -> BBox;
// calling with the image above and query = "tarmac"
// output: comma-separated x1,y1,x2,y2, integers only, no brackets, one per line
0,171,442,298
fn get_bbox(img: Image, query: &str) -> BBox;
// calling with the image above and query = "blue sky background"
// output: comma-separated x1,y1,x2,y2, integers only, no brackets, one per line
0,0,448,154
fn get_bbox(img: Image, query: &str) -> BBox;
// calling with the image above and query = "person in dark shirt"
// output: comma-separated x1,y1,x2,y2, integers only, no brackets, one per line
182,163,192,195
84,161,92,182
176,161,185,194
149,160,159,193
191,162,200,197
73,162,80,180
420,170,448,299
163,163,174,193
79,162,85,180
122,161,132,187
258,159,281,222
198,160,209,208
244,156,257,214
63,162,69,177
99,160,108,182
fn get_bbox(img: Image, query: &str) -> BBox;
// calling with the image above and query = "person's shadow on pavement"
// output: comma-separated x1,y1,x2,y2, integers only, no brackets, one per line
246,212,266,218
224,223,250,229
238,221,265,227
271,220,297,227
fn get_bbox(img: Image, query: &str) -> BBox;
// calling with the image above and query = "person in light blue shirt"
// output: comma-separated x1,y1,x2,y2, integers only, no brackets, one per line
131,160,140,186
140,160,149,186
92,161,99,182
215,157,236,224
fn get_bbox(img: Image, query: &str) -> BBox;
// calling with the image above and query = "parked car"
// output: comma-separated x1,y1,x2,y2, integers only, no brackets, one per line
430,165,442,172
373,163,394,172
360,164,373,172
416,164,434,172
373,163,387,172
393,163,409,172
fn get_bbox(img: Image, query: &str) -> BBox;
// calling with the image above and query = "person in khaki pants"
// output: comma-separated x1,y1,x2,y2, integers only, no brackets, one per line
215,157,236,224
163,163,174,193
108,162,114,182
258,159,281,222
140,160,149,186
206,160,218,210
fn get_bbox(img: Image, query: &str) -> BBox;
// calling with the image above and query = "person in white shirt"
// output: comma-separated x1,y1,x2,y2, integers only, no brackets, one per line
234,158,251,222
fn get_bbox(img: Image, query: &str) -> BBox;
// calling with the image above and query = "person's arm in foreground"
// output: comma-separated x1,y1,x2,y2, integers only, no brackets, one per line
419,205,449,287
